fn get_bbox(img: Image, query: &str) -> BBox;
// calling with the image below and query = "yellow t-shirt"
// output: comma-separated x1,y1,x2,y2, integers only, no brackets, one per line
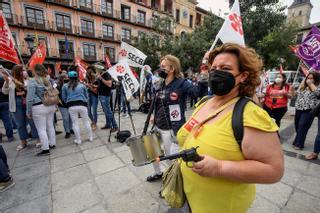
177,98,278,213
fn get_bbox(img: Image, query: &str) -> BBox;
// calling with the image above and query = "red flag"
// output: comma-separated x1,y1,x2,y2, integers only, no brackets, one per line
279,64,284,75
0,11,20,64
105,54,112,68
29,42,46,70
300,63,309,76
74,56,88,81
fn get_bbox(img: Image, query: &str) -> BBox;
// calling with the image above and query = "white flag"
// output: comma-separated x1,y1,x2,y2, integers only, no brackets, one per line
107,60,139,100
216,0,245,46
119,42,147,68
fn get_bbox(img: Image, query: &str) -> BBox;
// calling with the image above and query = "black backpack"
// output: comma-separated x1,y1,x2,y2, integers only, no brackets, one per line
196,96,251,150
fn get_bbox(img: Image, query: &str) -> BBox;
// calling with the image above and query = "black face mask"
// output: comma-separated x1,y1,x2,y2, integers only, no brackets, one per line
209,69,240,96
158,69,168,79
63,79,69,84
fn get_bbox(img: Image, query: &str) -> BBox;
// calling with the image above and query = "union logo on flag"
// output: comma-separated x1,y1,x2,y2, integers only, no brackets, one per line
116,65,125,74
119,49,127,57
229,13,243,36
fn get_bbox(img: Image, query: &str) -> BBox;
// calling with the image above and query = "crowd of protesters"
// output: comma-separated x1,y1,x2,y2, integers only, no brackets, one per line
0,48,319,202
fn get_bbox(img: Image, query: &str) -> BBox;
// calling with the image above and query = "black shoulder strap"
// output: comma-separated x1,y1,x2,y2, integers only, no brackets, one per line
232,97,251,150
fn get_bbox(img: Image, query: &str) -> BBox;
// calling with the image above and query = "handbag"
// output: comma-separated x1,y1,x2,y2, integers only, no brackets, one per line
42,86,60,106
159,97,241,209
116,130,131,143
160,159,185,208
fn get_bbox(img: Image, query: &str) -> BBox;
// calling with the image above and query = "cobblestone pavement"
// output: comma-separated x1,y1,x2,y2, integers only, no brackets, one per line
0,103,320,213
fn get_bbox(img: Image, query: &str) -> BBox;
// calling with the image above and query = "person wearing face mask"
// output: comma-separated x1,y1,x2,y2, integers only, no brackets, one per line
292,72,320,150
176,43,284,213
262,73,292,127
146,55,199,182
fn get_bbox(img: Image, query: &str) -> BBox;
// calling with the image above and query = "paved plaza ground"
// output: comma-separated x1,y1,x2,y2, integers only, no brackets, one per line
1,102,320,213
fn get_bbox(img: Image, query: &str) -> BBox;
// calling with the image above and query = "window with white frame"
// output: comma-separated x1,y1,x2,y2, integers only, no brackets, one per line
83,43,96,59
121,5,130,20
25,7,44,26
0,2,12,20
102,24,114,38
81,18,94,35
80,0,92,8
56,13,71,30
121,28,131,41
104,46,115,62
102,0,113,15
137,10,146,24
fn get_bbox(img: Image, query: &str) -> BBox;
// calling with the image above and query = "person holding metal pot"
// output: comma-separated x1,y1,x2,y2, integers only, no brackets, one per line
146,55,199,182
177,43,284,213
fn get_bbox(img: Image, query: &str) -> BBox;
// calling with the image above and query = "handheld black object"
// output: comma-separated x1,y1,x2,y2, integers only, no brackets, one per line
156,146,203,163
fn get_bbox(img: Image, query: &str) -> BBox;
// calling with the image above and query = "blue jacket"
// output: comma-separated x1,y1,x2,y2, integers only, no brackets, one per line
62,83,88,105
155,78,199,135
26,79,47,115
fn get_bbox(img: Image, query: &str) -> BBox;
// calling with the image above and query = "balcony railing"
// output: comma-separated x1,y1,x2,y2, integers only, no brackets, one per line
46,0,70,6
16,45,116,62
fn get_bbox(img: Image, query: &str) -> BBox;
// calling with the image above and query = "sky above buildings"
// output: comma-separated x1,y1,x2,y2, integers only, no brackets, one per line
197,0,320,24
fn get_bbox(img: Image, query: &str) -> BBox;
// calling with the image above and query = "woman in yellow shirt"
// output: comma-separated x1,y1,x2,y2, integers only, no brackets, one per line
177,43,284,213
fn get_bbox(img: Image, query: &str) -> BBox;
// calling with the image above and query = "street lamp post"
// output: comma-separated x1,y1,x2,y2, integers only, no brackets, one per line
24,35,35,55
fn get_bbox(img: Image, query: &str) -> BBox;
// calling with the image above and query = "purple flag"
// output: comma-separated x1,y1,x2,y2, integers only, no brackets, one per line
297,26,320,71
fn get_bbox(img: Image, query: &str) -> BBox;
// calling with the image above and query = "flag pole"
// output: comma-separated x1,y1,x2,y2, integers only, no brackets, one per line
209,36,219,52
293,61,302,85
15,47,27,71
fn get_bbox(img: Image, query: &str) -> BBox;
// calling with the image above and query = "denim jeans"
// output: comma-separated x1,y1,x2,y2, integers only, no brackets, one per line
0,102,13,139
293,109,314,149
13,97,38,141
88,93,98,124
0,145,9,181
312,115,320,154
99,95,118,129
121,91,131,115
59,107,72,133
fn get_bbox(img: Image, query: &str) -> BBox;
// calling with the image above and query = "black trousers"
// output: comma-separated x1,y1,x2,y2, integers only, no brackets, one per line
0,145,9,181
263,105,288,127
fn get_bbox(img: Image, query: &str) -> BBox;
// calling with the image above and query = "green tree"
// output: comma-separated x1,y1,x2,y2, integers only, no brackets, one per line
257,24,299,70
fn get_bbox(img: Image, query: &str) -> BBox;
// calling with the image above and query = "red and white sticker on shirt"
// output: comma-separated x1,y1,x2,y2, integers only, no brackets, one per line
170,92,178,101
184,118,199,132
169,104,181,121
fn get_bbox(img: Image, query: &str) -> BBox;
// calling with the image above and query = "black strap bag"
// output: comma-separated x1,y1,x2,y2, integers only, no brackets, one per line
116,130,132,143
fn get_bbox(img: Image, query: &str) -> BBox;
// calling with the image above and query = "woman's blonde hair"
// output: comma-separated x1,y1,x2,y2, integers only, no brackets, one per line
208,43,263,97
160,55,183,78
34,64,51,87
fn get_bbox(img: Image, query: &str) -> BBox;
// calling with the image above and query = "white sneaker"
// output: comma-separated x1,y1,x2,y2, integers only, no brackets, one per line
121,113,127,117
89,136,93,142
74,139,82,145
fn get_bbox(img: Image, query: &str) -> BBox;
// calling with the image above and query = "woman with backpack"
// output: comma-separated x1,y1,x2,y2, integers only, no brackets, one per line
263,73,292,127
2,65,39,150
26,64,57,156
177,43,284,213
62,70,93,144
